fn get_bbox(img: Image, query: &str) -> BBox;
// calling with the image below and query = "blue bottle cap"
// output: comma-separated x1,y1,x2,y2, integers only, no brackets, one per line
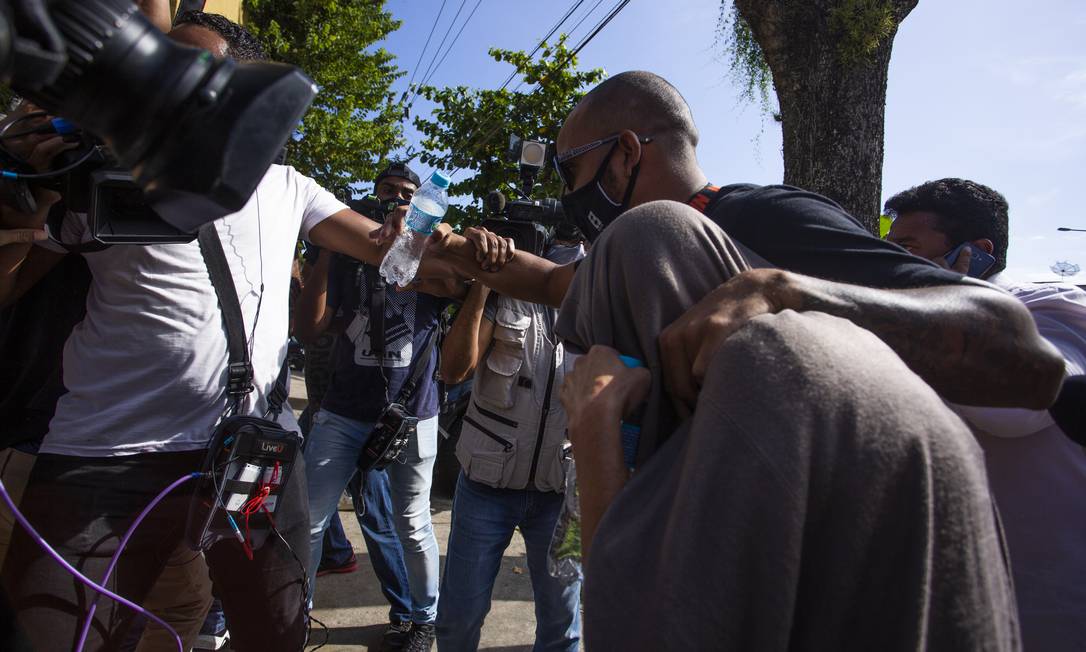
429,171,451,189
50,118,76,134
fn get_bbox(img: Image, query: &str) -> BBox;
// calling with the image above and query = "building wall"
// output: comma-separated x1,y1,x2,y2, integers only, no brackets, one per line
170,0,244,23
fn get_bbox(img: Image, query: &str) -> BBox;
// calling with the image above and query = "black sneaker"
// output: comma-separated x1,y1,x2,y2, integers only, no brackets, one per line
402,623,435,652
380,620,412,651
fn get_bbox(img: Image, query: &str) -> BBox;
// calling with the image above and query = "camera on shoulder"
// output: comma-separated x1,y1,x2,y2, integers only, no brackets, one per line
478,135,575,256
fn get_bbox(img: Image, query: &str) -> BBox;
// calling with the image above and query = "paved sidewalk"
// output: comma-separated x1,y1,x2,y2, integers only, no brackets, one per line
306,497,542,651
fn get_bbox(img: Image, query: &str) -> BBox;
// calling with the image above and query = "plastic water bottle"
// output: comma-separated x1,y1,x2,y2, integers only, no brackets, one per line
548,353,646,585
379,171,451,286
617,355,646,471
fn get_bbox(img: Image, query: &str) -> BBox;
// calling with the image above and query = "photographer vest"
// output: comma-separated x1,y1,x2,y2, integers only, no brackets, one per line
456,294,574,493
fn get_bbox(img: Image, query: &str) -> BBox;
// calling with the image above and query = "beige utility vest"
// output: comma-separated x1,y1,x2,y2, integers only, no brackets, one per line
456,294,573,493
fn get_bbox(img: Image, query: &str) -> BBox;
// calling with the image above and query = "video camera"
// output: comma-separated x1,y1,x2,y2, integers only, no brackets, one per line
348,195,404,223
480,191,565,257
0,0,318,241
479,135,575,256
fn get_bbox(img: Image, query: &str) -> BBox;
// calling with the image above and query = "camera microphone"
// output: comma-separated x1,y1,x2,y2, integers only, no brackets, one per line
485,190,506,215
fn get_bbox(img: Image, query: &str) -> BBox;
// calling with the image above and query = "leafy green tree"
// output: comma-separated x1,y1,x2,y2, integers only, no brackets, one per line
412,35,604,228
244,0,405,196
719,0,918,233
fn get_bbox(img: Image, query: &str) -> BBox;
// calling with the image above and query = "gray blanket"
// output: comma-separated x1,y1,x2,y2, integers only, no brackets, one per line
556,202,1020,651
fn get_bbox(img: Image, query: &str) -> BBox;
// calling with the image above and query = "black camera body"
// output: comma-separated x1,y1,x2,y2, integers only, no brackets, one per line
481,192,566,257
47,143,195,245
0,0,317,234
348,195,402,223
359,402,418,472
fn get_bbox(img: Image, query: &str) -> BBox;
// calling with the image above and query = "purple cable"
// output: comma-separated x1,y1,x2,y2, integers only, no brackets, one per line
74,472,200,652
0,474,192,652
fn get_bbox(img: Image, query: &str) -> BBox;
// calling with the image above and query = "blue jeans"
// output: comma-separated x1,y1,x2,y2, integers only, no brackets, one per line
306,409,439,623
437,473,581,652
321,511,354,567
320,471,412,623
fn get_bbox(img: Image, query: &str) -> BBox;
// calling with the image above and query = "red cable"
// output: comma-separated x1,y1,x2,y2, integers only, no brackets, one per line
239,462,281,554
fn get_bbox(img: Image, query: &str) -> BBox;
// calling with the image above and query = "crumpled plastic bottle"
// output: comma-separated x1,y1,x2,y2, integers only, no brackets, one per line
547,453,583,585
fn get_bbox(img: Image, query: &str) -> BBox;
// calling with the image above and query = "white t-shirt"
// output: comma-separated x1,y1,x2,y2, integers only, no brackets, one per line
38,165,346,456
950,274,1086,652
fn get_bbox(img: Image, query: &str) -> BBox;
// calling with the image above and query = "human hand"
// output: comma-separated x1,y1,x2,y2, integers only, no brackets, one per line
933,246,971,274
23,135,79,174
0,187,61,230
658,269,792,418
560,345,651,437
462,226,515,272
0,227,47,247
368,204,408,245
2,109,79,174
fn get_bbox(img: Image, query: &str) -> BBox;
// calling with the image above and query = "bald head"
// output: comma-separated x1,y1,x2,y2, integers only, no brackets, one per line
574,71,698,149
555,71,706,207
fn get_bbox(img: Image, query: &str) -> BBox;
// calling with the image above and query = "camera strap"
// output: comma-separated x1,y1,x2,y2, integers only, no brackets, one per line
368,267,387,369
197,223,289,417
398,324,439,407
363,264,440,407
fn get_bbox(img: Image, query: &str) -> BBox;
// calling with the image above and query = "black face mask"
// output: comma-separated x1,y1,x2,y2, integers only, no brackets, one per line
560,143,641,243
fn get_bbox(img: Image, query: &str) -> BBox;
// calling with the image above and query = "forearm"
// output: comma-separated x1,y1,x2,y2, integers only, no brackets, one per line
294,255,332,343
768,270,1065,409
435,236,570,307
570,409,629,563
0,242,34,306
439,283,490,383
307,210,387,267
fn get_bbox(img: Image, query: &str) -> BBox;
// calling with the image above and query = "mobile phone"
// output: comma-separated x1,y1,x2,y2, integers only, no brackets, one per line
944,243,996,278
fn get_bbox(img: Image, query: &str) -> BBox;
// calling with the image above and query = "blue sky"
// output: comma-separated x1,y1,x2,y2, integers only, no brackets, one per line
381,0,1086,281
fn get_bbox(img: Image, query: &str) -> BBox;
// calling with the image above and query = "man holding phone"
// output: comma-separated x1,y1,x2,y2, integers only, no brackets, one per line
884,178,1001,279
885,177,1086,652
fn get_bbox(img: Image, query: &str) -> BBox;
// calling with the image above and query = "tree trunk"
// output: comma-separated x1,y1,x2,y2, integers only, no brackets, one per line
733,0,917,234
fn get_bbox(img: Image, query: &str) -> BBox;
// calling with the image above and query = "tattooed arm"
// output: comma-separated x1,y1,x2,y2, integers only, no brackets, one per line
658,268,1065,414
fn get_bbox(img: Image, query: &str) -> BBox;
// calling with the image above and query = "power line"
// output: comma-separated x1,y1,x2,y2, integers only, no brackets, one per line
568,0,631,59
398,0,580,164
403,0,448,96
510,0,616,94
566,0,609,44
496,0,587,91
445,0,633,179
410,0,470,106
415,0,486,92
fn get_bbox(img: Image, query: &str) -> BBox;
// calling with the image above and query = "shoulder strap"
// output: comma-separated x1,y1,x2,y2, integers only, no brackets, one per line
367,266,386,366
197,223,254,407
396,323,440,406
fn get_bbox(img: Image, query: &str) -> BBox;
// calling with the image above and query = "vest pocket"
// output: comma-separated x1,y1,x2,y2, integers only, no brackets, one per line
457,416,518,488
534,442,568,493
476,346,523,409
477,307,531,409
493,307,531,344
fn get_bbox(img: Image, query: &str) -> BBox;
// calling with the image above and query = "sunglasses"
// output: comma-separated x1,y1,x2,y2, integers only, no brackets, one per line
553,133,654,191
